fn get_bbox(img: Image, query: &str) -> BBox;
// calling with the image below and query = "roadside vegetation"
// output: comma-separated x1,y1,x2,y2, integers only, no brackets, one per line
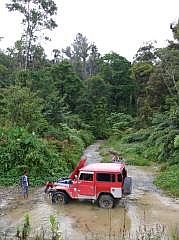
100,112,179,197
0,0,179,198
1,213,178,240
0,125,94,186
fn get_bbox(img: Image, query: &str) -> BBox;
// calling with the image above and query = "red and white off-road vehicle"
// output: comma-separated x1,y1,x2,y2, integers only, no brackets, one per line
48,158,132,208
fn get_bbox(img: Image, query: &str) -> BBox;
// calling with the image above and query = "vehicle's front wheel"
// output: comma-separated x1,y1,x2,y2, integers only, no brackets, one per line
98,194,114,209
52,192,69,205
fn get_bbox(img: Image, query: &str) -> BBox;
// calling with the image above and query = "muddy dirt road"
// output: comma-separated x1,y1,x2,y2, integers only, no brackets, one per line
0,142,179,239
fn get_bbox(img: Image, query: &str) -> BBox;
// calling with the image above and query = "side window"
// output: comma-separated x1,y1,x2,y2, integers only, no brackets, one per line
79,173,93,181
111,174,115,182
97,173,115,182
118,174,123,182
122,168,127,179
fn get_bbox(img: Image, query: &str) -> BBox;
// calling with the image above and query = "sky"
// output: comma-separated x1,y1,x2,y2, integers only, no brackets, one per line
0,0,179,61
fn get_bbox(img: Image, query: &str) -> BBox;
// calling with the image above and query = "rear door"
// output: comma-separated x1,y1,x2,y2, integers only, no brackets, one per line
77,171,95,197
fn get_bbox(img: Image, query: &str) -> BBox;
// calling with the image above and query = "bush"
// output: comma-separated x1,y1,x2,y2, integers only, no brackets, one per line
107,112,135,136
43,124,90,170
146,128,179,162
154,164,179,197
0,127,69,186
77,129,95,147
122,129,150,143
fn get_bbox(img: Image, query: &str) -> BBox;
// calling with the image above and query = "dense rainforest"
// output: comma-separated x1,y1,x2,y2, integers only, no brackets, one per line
0,0,178,196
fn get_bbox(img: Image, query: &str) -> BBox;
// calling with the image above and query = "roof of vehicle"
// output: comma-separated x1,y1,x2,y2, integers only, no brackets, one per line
80,162,125,173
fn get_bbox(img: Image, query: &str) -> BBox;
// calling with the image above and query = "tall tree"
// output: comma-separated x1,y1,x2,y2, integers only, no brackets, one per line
6,0,58,69
50,61,84,112
131,61,154,116
6,40,48,69
78,75,108,120
62,33,93,79
72,33,91,79
132,42,157,122
156,48,179,102
149,21,179,115
86,44,100,76
170,20,179,42
99,52,135,113
133,41,157,63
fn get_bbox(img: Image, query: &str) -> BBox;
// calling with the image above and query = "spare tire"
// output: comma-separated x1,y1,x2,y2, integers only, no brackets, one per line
123,177,132,195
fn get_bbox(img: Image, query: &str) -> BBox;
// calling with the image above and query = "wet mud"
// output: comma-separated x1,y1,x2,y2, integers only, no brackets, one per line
0,141,179,239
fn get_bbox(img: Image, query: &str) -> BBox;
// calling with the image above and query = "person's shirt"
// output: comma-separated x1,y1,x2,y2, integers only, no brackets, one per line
21,175,29,187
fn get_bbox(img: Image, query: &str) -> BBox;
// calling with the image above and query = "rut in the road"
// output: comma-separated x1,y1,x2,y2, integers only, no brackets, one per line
0,141,179,240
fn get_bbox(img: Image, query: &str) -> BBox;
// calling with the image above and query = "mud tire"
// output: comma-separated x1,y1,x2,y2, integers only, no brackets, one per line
98,194,114,209
123,177,132,195
52,192,69,204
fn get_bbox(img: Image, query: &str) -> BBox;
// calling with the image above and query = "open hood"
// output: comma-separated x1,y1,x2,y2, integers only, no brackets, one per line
69,157,87,179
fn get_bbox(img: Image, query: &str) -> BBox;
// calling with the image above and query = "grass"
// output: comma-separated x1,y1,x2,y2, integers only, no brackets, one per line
154,164,179,197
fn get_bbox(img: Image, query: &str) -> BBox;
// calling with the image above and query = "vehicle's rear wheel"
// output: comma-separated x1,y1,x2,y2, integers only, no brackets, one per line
52,192,69,204
98,194,114,209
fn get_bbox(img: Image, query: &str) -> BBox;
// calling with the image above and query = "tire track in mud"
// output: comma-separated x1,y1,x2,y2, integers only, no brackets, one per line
0,141,105,238
0,141,179,239
126,165,179,234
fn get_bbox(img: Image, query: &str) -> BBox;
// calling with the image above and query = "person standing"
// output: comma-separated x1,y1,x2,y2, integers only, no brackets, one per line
20,171,29,199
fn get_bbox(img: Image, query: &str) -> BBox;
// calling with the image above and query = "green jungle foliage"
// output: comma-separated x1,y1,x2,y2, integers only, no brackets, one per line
0,127,68,185
101,111,179,195
154,164,179,197
0,126,94,186
0,7,179,196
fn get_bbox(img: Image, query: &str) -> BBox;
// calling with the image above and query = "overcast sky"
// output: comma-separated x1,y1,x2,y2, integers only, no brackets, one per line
0,0,179,61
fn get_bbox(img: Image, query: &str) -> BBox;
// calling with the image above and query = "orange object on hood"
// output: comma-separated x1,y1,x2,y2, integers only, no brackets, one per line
69,157,87,179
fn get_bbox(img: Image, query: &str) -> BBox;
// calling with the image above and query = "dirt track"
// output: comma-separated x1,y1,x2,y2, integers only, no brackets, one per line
0,142,179,239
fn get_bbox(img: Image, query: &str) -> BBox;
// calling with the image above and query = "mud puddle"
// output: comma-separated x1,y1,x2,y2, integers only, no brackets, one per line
0,141,179,239
127,165,179,234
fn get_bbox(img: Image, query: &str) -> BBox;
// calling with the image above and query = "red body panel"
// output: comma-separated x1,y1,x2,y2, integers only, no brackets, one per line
95,180,122,198
53,161,126,200
77,180,95,196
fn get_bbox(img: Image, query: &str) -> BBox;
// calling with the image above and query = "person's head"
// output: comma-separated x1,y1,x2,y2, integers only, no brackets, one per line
24,171,28,176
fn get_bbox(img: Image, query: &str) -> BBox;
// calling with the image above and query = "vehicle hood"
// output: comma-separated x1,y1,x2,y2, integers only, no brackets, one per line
69,157,87,179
